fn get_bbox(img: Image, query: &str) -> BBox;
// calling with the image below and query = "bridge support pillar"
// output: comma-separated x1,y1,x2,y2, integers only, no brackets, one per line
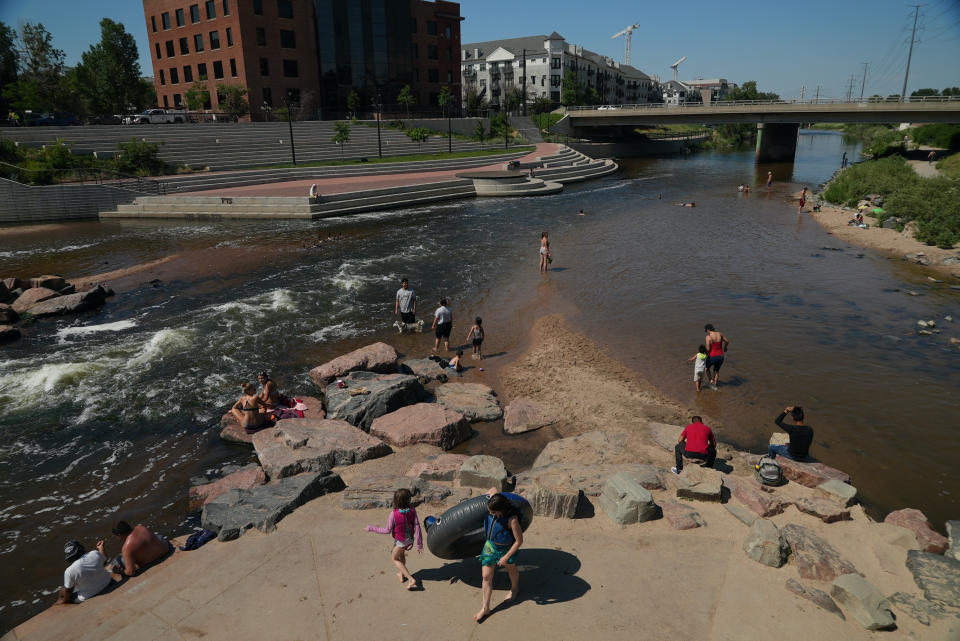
755,123,799,163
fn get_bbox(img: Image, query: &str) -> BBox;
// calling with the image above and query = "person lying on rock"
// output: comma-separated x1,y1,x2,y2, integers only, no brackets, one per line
671,415,716,474
109,521,173,577
56,540,114,604
768,406,813,462
231,382,272,434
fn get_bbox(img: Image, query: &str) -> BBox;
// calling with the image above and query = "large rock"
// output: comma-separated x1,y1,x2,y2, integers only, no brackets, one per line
459,455,509,491
647,422,683,451
598,472,658,525
885,508,949,554
725,476,785,517
369,403,470,450
785,579,844,619
340,476,456,510
252,418,391,480
400,357,448,384
725,503,757,527
309,341,399,388
30,275,67,290
531,430,630,468
947,520,960,561
781,523,859,582
675,468,723,502
434,382,503,422
830,574,896,630
815,479,857,507
189,464,267,512
0,303,18,324
516,466,583,519
201,471,345,541
743,518,786,567
0,324,20,343
11,286,58,313
776,457,850,488
888,591,956,626
406,453,469,482
324,371,426,431
503,397,555,434
794,496,851,523
906,550,960,607
660,499,705,530
23,287,107,318
2,277,28,291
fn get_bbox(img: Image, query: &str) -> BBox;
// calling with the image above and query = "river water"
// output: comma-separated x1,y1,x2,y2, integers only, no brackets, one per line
1,131,957,631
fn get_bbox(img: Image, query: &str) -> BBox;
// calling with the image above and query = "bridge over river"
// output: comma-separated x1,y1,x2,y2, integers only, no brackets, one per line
553,97,960,161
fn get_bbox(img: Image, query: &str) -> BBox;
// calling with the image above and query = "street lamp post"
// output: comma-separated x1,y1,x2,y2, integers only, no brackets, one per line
373,93,383,159
282,97,297,165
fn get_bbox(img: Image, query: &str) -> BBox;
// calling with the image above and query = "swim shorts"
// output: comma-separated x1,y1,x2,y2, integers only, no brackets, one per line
472,338,483,347
435,322,452,339
400,312,416,324
706,355,724,372
478,539,516,567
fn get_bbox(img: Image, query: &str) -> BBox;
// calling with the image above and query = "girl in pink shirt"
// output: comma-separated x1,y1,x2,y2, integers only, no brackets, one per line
365,488,422,590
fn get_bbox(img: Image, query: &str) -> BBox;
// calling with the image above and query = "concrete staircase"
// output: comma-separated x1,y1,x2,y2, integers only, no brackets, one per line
532,147,619,184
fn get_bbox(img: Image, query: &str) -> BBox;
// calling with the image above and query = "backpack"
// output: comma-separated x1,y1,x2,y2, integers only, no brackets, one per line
755,456,784,487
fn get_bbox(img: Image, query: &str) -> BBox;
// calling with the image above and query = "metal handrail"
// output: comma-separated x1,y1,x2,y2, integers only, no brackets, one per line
565,96,960,111
0,161,166,195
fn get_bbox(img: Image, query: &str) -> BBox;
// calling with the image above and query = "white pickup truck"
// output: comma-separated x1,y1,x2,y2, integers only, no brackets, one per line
123,109,187,124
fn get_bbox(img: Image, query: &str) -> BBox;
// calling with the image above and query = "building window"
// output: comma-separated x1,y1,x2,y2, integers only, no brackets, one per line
197,62,207,78
213,60,224,79
446,47,452,62
551,57,561,69
179,37,189,55
256,27,266,46
205,0,216,19
222,0,230,15
173,93,182,108
280,29,295,48
165,40,175,57
183,65,193,83
414,68,420,81
444,25,451,38
411,43,418,58
194,34,204,51
479,79,486,87
226,27,233,46
151,16,157,32
163,94,169,108
229,58,237,76
262,87,272,107
428,69,439,83
410,18,417,33
210,30,220,49
154,43,161,59
282,59,298,77
541,75,546,86
159,69,166,85
447,70,452,83
190,4,200,23
479,63,485,71
170,67,179,84
259,58,269,76
253,0,262,15
278,0,293,18
551,74,560,86
427,45,437,60
530,75,535,85
162,12,171,29
427,20,436,35
175,9,185,26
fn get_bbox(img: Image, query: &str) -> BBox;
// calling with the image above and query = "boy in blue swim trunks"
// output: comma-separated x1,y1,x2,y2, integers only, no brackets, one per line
474,490,523,622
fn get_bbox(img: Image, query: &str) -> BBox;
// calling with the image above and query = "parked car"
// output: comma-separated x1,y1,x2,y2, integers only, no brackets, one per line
30,112,81,126
123,109,187,124
86,114,124,125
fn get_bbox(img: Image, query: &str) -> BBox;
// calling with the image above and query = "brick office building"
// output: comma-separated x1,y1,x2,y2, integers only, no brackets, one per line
143,0,461,120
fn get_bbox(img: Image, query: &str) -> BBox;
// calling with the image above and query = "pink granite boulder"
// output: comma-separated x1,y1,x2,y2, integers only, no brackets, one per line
370,403,471,450
252,418,391,479
724,476,785,517
660,499,706,530
189,464,267,512
406,453,470,481
776,458,850,488
309,342,399,388
29,275,67,291
503,397,555,434
219,396,325,445
11,287,58,313
884,508,949,554
794,497,851,523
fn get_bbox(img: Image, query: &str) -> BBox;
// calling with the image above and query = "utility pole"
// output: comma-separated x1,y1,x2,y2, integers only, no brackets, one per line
521,48,527,117
800,85,805,101
815,85,820,104
901,5,923,102
859,62,869,101
845,74,856,102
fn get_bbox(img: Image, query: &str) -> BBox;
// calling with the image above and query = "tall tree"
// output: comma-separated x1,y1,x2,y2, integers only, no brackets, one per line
910,88,939,97
346,90,360,119
184,79,211,111
724,80,779,102
217,83,249,121
560,71,582,106
463,86,487,116
0,22,18,115
438,85,453,117
397,84,415,118
74,18,143,115
4,22,65,112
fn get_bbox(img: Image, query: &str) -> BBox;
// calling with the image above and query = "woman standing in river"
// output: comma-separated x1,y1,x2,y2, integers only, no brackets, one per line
704,324,730,388
539,231,551,273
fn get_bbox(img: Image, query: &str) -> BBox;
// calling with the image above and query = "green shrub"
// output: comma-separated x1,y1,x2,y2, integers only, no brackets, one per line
884,177,960,248
936,154,960,179
0,139,23,164
823,155,917,204
43,139,74,171
862,129,904,157
116,139,165,176
910,124,960,150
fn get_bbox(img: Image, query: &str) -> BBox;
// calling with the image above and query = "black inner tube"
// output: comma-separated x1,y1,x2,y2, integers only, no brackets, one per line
425,492,533,560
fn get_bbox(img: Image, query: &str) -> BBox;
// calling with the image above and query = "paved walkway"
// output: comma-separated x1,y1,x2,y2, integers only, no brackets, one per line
180,144,560,198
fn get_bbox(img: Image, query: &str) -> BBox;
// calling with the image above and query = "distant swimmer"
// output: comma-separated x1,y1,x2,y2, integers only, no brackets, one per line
766,172,773,188
738,184,745,192
798,187,808,213
744,185,750,193
658,193,662,199
578,209,585,216
674,202,696,207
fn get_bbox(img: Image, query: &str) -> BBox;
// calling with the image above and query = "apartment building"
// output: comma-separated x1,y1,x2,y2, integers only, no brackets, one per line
461,32,657,111
143,0,461,119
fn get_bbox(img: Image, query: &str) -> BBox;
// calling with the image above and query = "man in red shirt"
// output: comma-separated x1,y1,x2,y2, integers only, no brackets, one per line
672,416,716,473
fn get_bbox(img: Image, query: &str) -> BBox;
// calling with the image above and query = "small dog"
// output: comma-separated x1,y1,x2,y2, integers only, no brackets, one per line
394,319,424,334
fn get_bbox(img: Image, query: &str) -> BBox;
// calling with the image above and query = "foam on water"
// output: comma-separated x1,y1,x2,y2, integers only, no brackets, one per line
309,322,359,342
56,320,138,342
129,328,194,367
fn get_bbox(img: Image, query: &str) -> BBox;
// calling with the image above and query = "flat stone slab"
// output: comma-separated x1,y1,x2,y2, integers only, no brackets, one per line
515,466,583,519
219,396,324,445
531,430,631,468
340,476,457,510
781,523,859,582
252,418,392,480
725,503,757,527
459,455,509,491
906,549,960,608
830,574,896,630
676,476,723,502
724,476,785,517
794,496,851,523
189,464,267,512
405,453,470,482
815,479,857,507
369,403,470,450
743,518,786,567
23,287,106,318
647,422,683,452
201,471,345,541
399,357,448,384
434,382,503,421
660,499,705,530
885,508,949,554
309,341,399,388
888,591,956,625
324,371,426,431
503,397,555,434
776,457,850,488
11,286,58,313
785,579,844,619
599,472,658,525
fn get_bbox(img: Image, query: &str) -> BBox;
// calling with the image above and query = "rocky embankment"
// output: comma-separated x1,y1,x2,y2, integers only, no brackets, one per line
186,339,959,636
0,275,113,343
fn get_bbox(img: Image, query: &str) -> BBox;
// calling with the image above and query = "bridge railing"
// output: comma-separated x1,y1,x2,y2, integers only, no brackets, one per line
565,96,960,111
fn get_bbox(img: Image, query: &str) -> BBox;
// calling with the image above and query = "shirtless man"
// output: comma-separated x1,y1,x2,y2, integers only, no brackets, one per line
258,372,280,408
110,521,172,577
704,324,730,387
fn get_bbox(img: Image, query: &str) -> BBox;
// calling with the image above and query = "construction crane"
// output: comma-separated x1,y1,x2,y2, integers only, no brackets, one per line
670,56,687,82
611,23,641,65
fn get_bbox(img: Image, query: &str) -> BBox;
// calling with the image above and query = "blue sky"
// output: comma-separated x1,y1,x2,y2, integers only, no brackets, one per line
2,0,959,99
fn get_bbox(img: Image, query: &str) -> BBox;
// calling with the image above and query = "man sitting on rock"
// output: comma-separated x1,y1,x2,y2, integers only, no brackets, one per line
109,521,173,577
768,406,813,462
56,540,114,604
671,416,716,474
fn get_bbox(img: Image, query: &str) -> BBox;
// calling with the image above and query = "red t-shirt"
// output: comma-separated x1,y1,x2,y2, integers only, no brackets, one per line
680,422,714,454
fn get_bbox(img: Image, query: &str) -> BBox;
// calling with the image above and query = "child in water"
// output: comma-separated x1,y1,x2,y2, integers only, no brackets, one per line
687,345,708,392
448,350,464,374
365,488,422,590
475,490,523,622
466,317,485,360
